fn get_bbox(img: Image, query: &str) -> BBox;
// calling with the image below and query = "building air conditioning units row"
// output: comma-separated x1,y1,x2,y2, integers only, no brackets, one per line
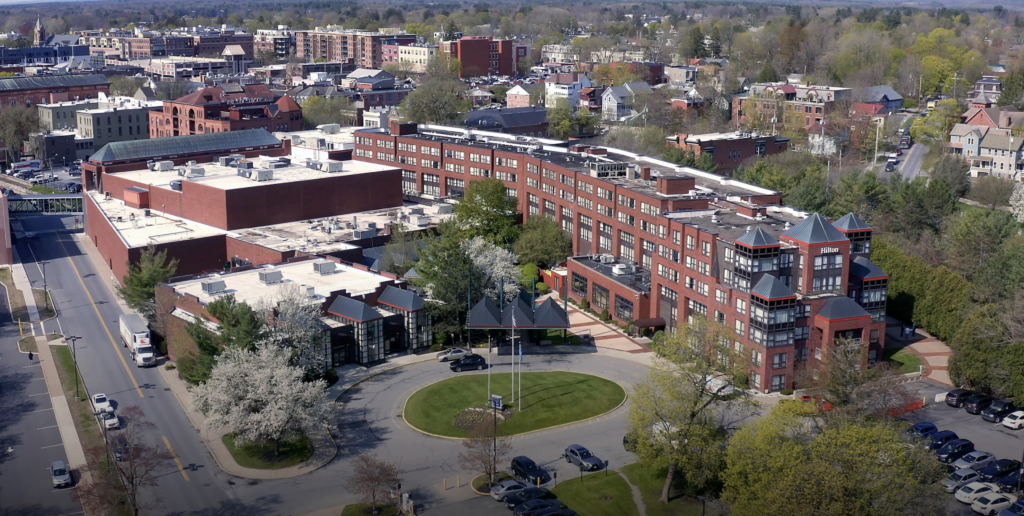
599,254,615,264
313,260,336,275
148,160,175,171
259,270,283,285
182,166,205,178
251,169,274,182
237,160,254,170
201,279,227,295
316,161,344,173
411,215,430,226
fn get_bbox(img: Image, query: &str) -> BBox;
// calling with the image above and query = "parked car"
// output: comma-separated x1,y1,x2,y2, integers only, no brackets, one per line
907,422,938,438
966,395,996,415
947,389,977,408
979,460,1023,483
999,501,1024,516
973,493,1019,515
564,444,602,471
533,508,577,516
512,499,568,516
943,468,983,493
68,169,82,177
99,411,119,430
998,470,1023,494
491,479,527,501
929,430,959,451
983,400,1018,423
956,482,1000,504
437,348,470,362
505,488,555,510
511,456,551,486
955,451,997,472
50,460,71,488
111,434,130,462
450,354,487,372
91,393,111,414
1004,411,1024,430
937,439,975,464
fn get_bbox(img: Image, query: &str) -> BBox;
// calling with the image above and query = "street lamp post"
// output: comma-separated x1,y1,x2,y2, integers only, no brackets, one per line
40,260,49,311
66,335,80,400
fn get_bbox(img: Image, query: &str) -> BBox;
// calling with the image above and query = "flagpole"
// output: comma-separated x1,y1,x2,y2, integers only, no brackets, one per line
518,340,522,412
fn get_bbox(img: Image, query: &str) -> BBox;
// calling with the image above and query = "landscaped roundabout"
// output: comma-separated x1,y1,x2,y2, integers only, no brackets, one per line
403,371,627,438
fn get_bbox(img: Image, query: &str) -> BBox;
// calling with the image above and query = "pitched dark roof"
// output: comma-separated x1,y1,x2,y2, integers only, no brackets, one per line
832,213,872,232
816,296,871,321
327,295,383,323
751,275,797,301
781,213,848,245
850,256,888,280
468,297,502,327
464,106,548,130
377,285,425,311
89,129,281,163
502,296,535,328
735,227,780,248
858,85,903,103
0,74,108,92
403,268,421,279
533,298,569,328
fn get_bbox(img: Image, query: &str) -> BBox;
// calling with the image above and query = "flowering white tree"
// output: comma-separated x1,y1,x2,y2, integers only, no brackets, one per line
191,345,332,455
256,282,328,375
1011,185,1024,224
464,236,521,303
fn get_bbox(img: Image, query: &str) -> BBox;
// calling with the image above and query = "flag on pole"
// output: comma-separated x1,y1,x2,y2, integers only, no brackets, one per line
512,311,517,328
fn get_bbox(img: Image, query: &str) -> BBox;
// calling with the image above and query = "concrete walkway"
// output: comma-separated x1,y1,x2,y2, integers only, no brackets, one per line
886,320,953,386
157,363,337,479
539,292,653,354
618,468,648,516
6,258,88,469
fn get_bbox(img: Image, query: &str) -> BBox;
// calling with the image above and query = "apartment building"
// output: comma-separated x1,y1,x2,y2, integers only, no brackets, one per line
440,36,530,78
296,28,416,69
255,26,296,58
352,121,888,393
733,83,853,131
381,40,438,73
666,131,791,176
150,84,302,138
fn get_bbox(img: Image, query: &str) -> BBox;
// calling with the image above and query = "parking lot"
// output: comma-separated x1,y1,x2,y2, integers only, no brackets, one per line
904,380,1024,515
5,164,82,193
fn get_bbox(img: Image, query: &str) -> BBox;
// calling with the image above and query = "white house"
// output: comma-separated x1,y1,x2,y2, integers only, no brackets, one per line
601,81,654,121
545,72,593,108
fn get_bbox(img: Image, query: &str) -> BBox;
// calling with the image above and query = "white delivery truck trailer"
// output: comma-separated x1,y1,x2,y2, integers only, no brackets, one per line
119,314,155,367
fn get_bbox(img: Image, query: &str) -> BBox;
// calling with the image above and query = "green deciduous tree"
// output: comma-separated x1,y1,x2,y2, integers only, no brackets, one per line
968,176,1015,209
513,215,572,270
118,245,178,324
401,77,467,124
756,63,779,83
869,237,933,323
453,178,520,245
380,223,423,275
663,146,717,172
0,104,39,163
929,155,971,198
414,222,485,343
301,95,355,128
179,294,264,385
825,169,889,222
974,236,1024,303
629,317,755,502
909,99,960,141
913,265,972,342
943,209,1018,281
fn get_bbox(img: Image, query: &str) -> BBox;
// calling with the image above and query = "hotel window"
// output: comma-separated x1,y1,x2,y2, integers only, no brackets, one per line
615,295,634,321
580,225,592,242
735,319,746,335
723,269,733,284
673,231,681,245
686,235,695,250
685,276,696,290
527,163,539,173
658,245,670,259
685,256,696,270
577,197,593,211
771,375,786,391
506,188,517,198
697,281,709,296
592,284,610,310
736,298,747,315
725,248,734,263
699,262,710,275
527,178,539,188
780,254,793,268
773,353,788,369
687,299,708,316
812,275,842,292
702,241,712,256
814,254,843,270
716,289,728,304
599,234,612,251
751,350,763,367
545,200,556,213
571,272,588,297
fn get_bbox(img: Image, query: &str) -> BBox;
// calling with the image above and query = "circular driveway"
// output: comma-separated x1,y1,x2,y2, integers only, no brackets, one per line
228,352,651,515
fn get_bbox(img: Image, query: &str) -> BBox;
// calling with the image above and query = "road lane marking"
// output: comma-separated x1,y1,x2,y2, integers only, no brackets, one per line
37,425,58,430
162,436,190,481
31,408,53,413
29,392,48,397
41,443,64,449
54,235,144,398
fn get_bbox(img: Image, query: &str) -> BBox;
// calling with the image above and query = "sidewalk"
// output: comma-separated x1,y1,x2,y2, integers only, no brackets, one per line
540,292,653,354
886,319,953,386
157,363,337,480
6,254,88,469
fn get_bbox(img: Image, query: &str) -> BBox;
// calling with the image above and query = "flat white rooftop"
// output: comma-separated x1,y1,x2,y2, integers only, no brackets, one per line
107,155,396,192
87,190,226,249
227,201,454,254
169,259,393,305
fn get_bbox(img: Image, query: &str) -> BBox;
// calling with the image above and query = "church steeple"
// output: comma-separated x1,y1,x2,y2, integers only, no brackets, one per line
33,15,46,47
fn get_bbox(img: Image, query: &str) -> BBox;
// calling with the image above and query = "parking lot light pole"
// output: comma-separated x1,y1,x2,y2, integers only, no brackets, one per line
67,336,80,400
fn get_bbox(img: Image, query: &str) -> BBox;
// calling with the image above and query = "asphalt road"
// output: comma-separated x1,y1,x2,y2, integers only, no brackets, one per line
0,267,83,515
899,142,929,181
14,215,240,515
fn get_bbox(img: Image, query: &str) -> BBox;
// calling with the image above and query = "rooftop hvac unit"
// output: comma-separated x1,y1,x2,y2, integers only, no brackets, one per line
104,191,111,200
436,204,454,214
354,229,376,239
237,169,252,178
258,270,283,285
319,161,344,173
251,169,273,182
219,156,239,167
412,215,430,227
364,221,377,230
268,161,288,169
600,254,615,264
228,153,245,160
291,135,302,145
237,160,253,170
185,166,205,178
186,160,198,167
612,264,628,275
409,207,424,215
304,285,316,298
155,160,175,171
306,160,321,170
277,157,291,166
201,279,227,295
170,180,183,191
313,260,336,275
146,160,157,171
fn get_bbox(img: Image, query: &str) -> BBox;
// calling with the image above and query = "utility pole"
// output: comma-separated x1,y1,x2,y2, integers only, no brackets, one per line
872,118,882,166
67,336,80,400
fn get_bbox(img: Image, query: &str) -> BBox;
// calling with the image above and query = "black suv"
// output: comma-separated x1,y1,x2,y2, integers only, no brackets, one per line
946,389,976,408
982,399,1017,423
504,488,554,510
511,456,552,486
978,459,1022,482
936,439,975,465
965,395,995,415
928,430,959,451
449,354,486,372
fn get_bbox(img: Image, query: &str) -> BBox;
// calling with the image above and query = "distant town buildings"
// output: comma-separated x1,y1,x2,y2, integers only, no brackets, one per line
296,28,415,69
35,94,162,161
666,131,790,176
545,72,593,109
733,83,853,131
150,84,302,138
255,26,297,59
440,36,529,78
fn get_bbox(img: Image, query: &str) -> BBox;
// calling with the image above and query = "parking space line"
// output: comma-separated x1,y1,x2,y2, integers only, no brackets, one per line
41,443,63,449
30,408,53,413
37,425,58,430
29,392,48,397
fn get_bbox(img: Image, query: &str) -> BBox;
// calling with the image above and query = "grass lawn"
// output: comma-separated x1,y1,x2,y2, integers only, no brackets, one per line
621,463,721,516
18,336,36,353
404,372,625,438
472,471,513,492
53,346,104,449
884,346,924,374
339,504,400,516
0,268,29,323
33,288,56,319
552,471,640,516
222,433,312,469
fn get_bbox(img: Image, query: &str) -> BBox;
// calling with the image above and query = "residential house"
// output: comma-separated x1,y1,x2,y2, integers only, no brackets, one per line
601,81,654,121
961,105,1024,129
856,86,903,115
974,77,1003,104
664,65,699,87
505,85,532,108
545,72,593,109
947,123,989,159
972,132,1024,180
464,106,549,137
541,44,579,63
469,88,494,106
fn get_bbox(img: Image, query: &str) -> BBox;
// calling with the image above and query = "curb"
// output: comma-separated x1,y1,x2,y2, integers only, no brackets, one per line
401,371,629,440
333,356,436,403
470,474,491,496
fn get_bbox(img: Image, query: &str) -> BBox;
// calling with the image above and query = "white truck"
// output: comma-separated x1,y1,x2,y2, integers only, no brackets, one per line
119,314,155,367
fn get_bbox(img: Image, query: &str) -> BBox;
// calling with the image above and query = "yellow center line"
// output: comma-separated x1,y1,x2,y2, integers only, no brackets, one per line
54,234,144,398
162,435,190,481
